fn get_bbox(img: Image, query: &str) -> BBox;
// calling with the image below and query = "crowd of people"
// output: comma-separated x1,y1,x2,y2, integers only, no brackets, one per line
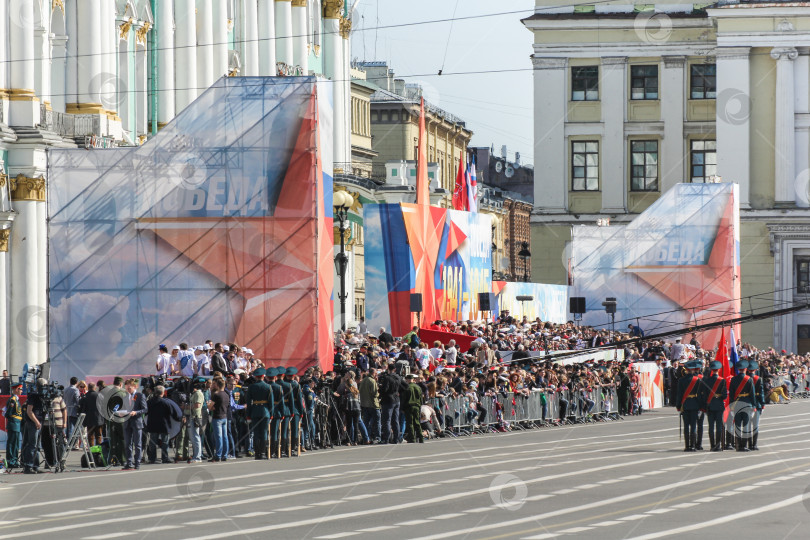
3,311,809,474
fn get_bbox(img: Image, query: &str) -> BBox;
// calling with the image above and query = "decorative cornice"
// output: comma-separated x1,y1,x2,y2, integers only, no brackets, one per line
531,56,567,70
10,175,46,202
767,223,810,255
771,47,798,61
0,230,9,252
323,0,343,20
339,17,352,39
119,18,133,40
715,47,750,61
601,56,627,66
292,0,308,6
135,22,151,46
662,55,686,68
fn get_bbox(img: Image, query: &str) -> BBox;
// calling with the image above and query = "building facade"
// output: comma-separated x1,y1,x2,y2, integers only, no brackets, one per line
524,0,810,352
471,145,535,204
0,0,357,374
362,62,473,204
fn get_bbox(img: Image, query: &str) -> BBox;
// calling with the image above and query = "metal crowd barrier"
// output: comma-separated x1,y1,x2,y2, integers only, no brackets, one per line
435,385,623,436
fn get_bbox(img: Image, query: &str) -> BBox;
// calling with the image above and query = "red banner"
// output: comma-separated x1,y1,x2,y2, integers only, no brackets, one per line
418,329,477,353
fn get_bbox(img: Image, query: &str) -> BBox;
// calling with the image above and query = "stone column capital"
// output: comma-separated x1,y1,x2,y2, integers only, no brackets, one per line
10,175,46,202
292,0,308,6
340,16,352,39
771,47,799,61
0,229,9,252
323,0,343,19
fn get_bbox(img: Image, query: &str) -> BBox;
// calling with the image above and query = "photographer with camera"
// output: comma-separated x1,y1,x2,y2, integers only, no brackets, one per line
41,386,67,469
21,378,48,474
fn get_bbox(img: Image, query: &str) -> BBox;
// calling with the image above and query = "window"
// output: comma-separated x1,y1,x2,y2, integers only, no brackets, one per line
630,140,658,191
571,141,599,191
690,140,717,183
571,66,599,101
690,64,716,99
798,258,810,293
631,65,658,100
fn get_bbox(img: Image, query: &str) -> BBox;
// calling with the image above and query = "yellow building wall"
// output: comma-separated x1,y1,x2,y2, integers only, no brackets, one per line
530,223,571,285
749,48,777,209
740,221,775,348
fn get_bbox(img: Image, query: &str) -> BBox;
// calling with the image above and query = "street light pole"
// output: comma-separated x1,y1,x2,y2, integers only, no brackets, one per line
334,191,353,332
518,241,531,283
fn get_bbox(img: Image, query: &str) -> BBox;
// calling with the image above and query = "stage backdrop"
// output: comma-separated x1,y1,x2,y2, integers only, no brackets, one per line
364,204,492,336
571,183,740,347
48,77,334,381
492,281,568,323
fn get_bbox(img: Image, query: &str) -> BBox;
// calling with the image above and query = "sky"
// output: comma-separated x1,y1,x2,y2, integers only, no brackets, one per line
350,0,536,165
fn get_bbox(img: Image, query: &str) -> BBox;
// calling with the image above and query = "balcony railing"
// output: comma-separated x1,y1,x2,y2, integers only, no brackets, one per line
39,103,110,141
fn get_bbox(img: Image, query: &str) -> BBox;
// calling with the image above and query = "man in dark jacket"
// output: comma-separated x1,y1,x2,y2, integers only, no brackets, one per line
122,378,148,470
210,343,228,375
378,327,395,349
379,363,402,444
146,386,180,463
80,383,104,447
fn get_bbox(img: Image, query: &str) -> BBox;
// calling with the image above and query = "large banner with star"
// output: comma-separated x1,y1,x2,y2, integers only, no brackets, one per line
571,183,740,346
364,204,493,336
47,77,334,381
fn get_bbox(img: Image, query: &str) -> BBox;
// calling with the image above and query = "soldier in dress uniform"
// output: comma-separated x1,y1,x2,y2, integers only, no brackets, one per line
698,360,728,452
676,360,701,452
693,360,705,450
4,382,24,469
729,359,756,452
286,367,305,456
269,368,288,458
278,368,294,457
244,367,271,460
747,360,765,451
723,361,736,450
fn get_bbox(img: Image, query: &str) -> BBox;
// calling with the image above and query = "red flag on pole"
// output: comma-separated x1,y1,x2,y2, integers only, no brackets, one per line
452,151,467,211
716,327,731,420
416,98,430,206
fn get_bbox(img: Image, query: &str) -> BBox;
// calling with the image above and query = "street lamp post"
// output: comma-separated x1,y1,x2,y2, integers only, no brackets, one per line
334,191,353,332
518,241,531,282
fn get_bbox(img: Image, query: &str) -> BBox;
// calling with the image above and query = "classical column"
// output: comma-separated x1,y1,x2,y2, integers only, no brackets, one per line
197,0,215,90
0,227,9,372
601,57,627,214
795,48,810,207
340,16,352,164
64,0,78,108
292,0,309,74
324,1,344,169
212,0,229,78
773,47,799,206
258,0,277,75
275,0,294,67
157,0,175,124
100,0,117,116
531,56,567,213
36,191,46,363
175,0,198,111
34,21,51,108
716,47,751,208
9,176,45,374
242,0,260,76
8,0,39,125
661,56,685,191
72,0,103,113
0,0,7,94
51,34,68,113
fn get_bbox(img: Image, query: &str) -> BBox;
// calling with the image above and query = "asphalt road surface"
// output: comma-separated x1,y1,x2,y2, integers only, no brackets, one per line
2,401,810,540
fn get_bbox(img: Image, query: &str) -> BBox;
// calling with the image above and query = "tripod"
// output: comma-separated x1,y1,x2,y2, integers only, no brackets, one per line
39,401,67,473
61,413,94,470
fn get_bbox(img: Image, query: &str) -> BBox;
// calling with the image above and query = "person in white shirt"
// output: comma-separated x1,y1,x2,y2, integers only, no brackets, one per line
416,344,432,370
156,345,172,376
445,340,458,365
358,317,368,336
194,346,210,376
169,346,181,375
429,341,444,362
178,343,195,377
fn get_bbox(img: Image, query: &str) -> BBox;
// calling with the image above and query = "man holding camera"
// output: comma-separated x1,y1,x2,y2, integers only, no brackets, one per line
21,378,48,474
41,388,67,469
